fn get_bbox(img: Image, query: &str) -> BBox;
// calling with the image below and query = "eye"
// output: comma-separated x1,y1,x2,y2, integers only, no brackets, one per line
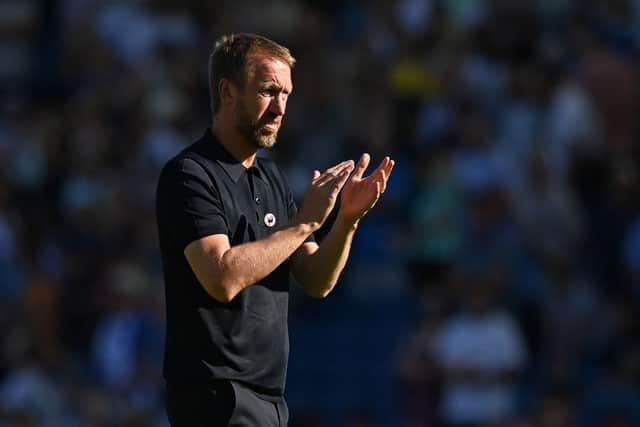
260,88,277,97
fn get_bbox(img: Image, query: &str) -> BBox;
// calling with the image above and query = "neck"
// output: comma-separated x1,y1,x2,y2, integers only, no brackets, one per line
212,117,257,168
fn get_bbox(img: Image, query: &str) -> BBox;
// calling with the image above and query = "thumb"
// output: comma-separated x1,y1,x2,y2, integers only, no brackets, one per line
312,170,320,181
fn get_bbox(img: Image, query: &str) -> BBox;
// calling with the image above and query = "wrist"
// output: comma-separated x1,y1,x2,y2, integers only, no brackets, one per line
293,216,321,234
335,212,359,233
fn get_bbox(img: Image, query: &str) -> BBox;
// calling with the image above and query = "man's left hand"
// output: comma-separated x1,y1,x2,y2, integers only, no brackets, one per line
337,153,394,227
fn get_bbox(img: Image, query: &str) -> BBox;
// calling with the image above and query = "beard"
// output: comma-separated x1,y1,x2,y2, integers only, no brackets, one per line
234,99,279,149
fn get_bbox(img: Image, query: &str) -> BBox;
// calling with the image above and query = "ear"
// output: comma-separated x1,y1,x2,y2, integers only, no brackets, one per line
218,79,238,108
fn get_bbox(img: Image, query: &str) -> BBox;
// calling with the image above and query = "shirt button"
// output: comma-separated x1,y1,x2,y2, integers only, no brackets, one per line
255,196,261,205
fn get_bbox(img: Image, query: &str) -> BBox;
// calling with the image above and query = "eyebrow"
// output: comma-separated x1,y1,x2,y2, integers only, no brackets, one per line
260,82,292,94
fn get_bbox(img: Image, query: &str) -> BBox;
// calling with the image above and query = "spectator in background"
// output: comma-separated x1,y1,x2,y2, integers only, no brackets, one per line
91,262,164,415
536,389,578,427
408,145,465,278
0,312,68,427
395,274,452,426
0,195,22,301
431,268,527,426
538,256,600,389
507,145,583,268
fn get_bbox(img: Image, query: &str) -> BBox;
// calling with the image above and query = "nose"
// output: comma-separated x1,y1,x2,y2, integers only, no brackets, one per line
270,94,286,116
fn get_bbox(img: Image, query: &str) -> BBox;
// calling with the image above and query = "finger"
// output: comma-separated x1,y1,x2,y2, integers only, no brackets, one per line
368,157,394,184
325,165,354,189
332,167,353,192
385,159,395,177
366,160,387,182
316,165,353,186
352,153,371,179
360,157,386,184
379,169,388,193
319,161,354,182
312,161,350,184
325,160,354,176
369,156,390,178
381,158,394,176
316,163,354,186
379,158,395,193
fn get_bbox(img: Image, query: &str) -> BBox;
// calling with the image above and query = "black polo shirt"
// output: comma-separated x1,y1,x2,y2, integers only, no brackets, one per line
156,128,309,398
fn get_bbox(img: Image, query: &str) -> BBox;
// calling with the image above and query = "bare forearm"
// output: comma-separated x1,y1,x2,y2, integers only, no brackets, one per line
294,216,357,298
194,221,315,302
293,153,393,298
223,221,316,298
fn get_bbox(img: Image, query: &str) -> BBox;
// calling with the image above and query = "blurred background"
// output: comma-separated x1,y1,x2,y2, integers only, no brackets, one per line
1,0,640,426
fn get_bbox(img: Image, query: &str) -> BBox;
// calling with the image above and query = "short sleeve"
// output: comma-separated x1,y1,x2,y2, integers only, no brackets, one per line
157,158,228,250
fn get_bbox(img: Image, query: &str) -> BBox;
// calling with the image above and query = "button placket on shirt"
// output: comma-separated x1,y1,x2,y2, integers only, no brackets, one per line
255,194,263,226
249,167,278,233
250,170,265,228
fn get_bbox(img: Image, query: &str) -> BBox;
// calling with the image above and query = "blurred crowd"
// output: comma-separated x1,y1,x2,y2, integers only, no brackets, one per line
1,0,640,426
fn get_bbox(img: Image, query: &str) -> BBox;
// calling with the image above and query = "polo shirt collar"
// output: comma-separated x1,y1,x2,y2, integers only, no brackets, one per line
201,128,262,183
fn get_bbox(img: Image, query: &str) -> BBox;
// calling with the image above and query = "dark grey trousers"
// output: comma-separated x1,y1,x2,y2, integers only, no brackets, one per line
166,380,288,427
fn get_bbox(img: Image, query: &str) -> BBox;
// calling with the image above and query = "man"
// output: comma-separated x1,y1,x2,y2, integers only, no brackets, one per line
156,33,394,426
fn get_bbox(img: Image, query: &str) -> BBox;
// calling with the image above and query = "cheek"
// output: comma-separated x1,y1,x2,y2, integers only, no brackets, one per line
246,96,268,118
260,97,274,114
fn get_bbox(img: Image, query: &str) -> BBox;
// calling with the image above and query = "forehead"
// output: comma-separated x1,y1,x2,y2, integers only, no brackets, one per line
246,55,292,87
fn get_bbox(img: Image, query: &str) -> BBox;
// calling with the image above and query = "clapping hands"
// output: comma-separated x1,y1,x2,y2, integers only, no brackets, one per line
298,154,394,230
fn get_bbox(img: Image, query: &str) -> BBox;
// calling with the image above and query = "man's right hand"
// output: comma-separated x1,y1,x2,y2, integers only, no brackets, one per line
296,160,355,231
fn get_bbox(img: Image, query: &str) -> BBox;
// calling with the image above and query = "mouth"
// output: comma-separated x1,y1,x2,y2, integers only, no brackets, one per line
262,122,280,133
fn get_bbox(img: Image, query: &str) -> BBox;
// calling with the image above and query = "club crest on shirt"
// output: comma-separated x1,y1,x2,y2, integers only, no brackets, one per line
264,213,276,227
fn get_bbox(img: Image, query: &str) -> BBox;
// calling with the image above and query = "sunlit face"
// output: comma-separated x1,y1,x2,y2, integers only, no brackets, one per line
234,56,292,149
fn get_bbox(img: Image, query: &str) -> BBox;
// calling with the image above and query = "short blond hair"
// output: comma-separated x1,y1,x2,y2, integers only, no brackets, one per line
208,33,296,114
